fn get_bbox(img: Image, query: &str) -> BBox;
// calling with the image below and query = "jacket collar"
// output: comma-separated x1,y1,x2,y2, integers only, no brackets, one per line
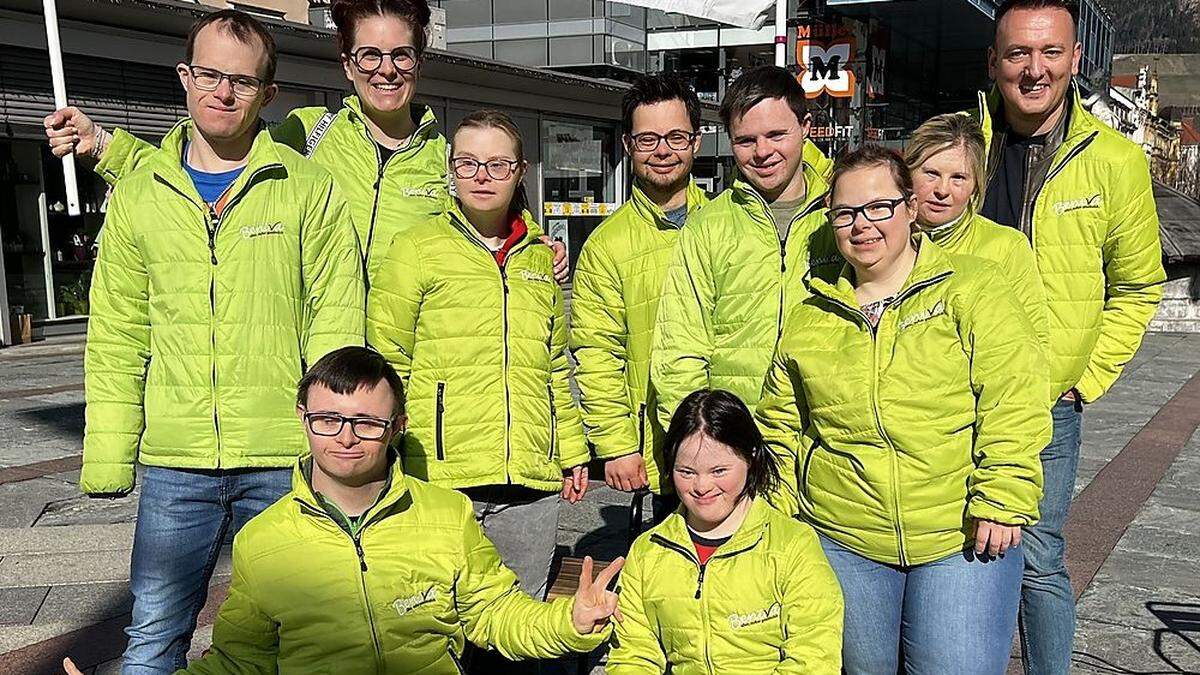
922,208,976,250
447,201,545,251
652,497,773,560
627,179,708,230
730,160,830,233
807,232,954,310
343,95,440,148
150,118,285,208
978,83,1102,158
291,452,412,528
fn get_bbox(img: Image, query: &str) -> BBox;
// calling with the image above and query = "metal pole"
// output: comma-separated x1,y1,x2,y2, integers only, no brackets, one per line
775,0,787,67
42,0,81,217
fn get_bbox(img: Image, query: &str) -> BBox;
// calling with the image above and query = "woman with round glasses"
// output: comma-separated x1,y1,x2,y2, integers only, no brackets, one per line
367,111,589,617
45,0,567,287
756,144,1050,674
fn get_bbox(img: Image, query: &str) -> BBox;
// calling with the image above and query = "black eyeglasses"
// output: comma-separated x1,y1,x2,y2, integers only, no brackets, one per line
349,46,420,74
828,196,910,229
626,130,698,152
303,412,392,441
451,157,521,181
185,65,265,100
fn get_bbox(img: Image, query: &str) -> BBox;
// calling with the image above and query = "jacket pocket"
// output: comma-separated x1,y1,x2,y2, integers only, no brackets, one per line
547,382,557,461
637,403,647,454
435,381,446,461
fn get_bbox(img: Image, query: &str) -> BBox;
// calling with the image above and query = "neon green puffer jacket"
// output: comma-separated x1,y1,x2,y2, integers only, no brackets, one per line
973,89,1165,401
608,498,843,674
925,210,1050,357
96,96,449,283
651,163,837,429
758,236,1049,565
570,181,709,494
82,121,364,495
181,457,606,675
367,205,587,492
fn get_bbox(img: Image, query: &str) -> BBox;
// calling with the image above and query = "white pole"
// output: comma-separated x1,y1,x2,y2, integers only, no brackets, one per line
42,0,81,217
775,0,787,67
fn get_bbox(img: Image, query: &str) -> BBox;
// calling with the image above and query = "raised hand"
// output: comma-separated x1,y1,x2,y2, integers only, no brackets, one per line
44,107,104,160
571,555,625,634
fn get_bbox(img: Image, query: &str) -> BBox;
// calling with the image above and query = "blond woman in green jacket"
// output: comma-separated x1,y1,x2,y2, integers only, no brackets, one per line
757,146,1049,674
367,111,587,610
609,389,843,674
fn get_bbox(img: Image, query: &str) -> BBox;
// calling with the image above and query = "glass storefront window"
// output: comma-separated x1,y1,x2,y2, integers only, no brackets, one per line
41,144,107,319
541,118,620,269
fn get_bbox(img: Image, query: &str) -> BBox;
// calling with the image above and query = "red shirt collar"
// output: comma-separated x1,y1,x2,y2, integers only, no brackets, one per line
494,212,528,266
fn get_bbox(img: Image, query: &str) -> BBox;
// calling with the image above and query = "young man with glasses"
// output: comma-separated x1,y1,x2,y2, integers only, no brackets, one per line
651,65,838,434
570,74,707,522
81,10,363,673
66,347,622,674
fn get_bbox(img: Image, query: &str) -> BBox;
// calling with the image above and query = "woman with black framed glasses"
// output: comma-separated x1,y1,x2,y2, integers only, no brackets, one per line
367,113,589,659
45,0,568,288
756,144,1050,674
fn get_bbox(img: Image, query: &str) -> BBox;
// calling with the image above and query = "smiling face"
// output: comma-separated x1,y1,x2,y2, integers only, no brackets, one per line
626,99,698,194
989,6,1081,133
178,21,276,142
729,97,811,201
673,431,751,530
913,143,977,228
299,380,400,485
341,13,420,117
831,164,918,275
452,125,526,215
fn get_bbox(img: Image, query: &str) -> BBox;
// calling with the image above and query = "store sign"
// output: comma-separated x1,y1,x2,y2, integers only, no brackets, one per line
809,125,855,140
796,23,856,99
543,202,621,217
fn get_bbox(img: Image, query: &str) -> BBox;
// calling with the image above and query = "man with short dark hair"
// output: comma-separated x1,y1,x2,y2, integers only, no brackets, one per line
651,65,836,430
81,10,363,672
976,1,1165,672
571,74,707,518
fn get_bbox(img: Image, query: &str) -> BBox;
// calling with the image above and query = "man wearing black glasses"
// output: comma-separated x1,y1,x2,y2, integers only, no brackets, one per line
79,10,363,673
570,74,707,522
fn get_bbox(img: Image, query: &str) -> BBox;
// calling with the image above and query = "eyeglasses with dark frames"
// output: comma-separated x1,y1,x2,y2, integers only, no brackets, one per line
451,157,521,181
348,46,420,74
303,411,392,441
828,196,910,229
626,130,699,152
185,65,266,100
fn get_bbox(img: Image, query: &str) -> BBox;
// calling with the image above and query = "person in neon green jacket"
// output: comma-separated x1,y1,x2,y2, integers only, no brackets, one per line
651,66,839,432
609,389,843,674
63,347,623,675
571,75,709,506
44,0,568,286
368,112,587,622
757,146,1048,674
79,12,365,673
904,112,1050,357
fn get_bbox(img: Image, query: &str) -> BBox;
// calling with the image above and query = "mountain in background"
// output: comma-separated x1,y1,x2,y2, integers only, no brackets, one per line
1101,0,1200,53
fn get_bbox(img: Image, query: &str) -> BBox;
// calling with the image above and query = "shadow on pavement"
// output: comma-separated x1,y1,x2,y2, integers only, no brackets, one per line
13,403,85,437
1069,601,1200,674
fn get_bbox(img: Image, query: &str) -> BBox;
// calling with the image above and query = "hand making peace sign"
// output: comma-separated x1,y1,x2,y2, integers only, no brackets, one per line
570,555,625,634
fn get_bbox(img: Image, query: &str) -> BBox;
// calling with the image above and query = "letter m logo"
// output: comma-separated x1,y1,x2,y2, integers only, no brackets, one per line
798,40,856,99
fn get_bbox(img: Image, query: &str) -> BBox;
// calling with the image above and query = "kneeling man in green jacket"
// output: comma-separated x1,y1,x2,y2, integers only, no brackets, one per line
66,346,623,674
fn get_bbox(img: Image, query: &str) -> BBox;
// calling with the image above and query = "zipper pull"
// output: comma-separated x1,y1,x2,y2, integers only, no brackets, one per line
694,564,706,599
207,206,219,265
355,538,368,572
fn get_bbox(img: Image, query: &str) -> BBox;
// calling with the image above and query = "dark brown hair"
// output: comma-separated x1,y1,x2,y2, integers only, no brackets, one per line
830,144,913,200
331,0,431,57
622,73,701,135
719,65,808,131
185,9,277,83
452,109,530,213
297,346,405,415
996,0,1079,35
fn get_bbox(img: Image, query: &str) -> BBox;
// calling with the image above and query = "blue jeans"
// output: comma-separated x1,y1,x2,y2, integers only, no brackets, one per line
820,535,1024,675
122,466,291,674
1019,398,1083,675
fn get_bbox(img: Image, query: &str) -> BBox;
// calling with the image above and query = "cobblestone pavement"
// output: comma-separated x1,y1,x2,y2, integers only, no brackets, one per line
1,333,1198,674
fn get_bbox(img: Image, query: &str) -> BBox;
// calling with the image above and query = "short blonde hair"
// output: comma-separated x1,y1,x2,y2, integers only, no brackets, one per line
903,114,987,206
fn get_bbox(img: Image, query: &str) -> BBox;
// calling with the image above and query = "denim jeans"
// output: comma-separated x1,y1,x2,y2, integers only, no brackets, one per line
122,466,291,674
1019,398,1083,675
820,535,1025,675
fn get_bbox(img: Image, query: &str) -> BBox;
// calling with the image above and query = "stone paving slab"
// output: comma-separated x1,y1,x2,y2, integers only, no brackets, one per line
0,523,134,556
1074,617,1200,673
0,549,134,588
0,586,49,626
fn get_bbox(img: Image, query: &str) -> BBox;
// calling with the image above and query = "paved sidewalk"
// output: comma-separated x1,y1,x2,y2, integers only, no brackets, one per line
0,333,1198,673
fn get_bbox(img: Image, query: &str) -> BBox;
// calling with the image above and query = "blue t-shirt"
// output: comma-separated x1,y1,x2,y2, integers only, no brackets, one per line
183,144,246,204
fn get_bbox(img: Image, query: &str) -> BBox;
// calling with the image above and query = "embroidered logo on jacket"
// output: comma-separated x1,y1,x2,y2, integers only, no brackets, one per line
520,269,553,284
898,300,946,331
402,187,441,199
393,586,438,616
1053,193,1102,215
240,222,284,238
729,602,781,629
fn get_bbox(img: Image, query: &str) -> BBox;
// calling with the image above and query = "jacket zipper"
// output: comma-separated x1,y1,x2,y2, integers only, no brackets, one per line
750,189,827,346
501,264,513,480
435,381,446,461
547,382,557,461
1025,132,1099,254
637,403,647,454
361,116,435,274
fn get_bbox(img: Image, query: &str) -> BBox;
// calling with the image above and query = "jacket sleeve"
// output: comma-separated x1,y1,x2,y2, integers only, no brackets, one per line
301,177,366,364
551,272,590,469
82,185,149,495
960,263,1051,526
94,128,158,186
1074,152,1166,403
651,220,717,431
570,238,639,460
776,525,844,675
606,543,667,674
366,232,421,384
180,538,279,675
454,496,608,659
755,345,807,518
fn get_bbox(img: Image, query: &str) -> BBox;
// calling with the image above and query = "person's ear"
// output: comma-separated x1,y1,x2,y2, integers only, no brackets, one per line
296,403,306,423
392,413,408,436
341,53,355,83
177,63,190,94
261,83,278,108
1071,41,1082,77
798,112,813,139
987,46,998,81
